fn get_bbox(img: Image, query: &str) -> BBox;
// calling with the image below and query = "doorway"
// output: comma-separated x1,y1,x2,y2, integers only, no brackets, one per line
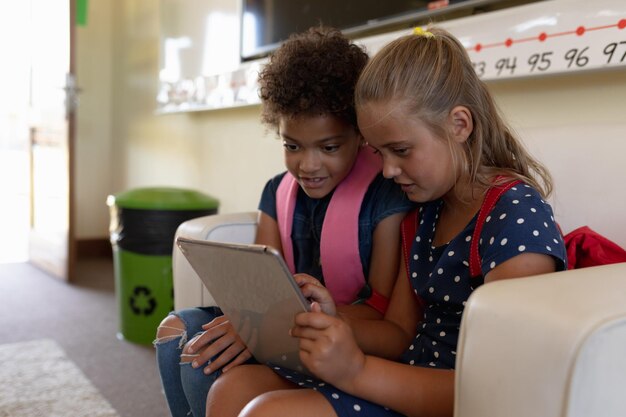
0,2,32,263
0,0,75,280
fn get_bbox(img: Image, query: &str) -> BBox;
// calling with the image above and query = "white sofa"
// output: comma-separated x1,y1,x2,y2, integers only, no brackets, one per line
172,210,626,417
455,262,626,417
173,211,258,309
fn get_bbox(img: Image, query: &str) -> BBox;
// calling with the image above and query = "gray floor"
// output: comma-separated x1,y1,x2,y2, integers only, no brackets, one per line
0,258,170,417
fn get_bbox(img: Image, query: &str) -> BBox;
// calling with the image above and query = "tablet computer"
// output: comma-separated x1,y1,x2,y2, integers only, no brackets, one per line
175,236,311,374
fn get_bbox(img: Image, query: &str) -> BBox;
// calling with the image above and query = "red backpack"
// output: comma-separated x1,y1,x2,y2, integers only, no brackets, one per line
563,226,626,269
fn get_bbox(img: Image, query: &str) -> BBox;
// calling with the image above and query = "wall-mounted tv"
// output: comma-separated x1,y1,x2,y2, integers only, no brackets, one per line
240,0,500,61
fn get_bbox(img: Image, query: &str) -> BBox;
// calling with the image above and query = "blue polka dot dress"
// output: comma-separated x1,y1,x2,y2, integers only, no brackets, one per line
272,183,567,416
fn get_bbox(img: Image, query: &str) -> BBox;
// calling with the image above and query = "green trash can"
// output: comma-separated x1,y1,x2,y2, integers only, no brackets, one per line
107,187,219,345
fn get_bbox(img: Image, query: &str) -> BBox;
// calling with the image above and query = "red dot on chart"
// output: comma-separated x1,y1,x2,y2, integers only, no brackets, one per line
618,19,626,29
475,43,482,52
505,38,513,47
576,26,585,36
538,32,547,42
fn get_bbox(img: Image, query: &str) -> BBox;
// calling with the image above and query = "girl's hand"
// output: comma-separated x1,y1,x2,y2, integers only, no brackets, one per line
185,315,253,374
294,273,336,316
290,303,365,390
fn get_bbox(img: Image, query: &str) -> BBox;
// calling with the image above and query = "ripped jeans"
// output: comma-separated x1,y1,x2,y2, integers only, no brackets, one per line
154,307,223,417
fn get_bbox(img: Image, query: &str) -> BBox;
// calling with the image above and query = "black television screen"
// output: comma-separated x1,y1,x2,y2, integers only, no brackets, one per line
240,0,493,60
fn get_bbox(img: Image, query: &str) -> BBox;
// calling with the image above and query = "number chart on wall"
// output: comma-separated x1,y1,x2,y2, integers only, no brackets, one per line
446,0,626,81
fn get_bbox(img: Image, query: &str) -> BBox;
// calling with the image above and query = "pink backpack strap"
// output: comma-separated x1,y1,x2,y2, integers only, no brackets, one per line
469,178,521,278
276,147,381,305
276,174,298,274
321,147,382,305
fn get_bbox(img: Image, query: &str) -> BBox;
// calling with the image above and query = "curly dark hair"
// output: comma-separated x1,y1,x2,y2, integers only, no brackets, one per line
258,26,368,130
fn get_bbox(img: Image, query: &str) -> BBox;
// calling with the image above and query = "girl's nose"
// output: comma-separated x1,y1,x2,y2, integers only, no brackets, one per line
299,150,321,173
382,160,401,179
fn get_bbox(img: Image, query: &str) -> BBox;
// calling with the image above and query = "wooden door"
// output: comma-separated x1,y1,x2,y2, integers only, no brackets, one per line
28,0,76,281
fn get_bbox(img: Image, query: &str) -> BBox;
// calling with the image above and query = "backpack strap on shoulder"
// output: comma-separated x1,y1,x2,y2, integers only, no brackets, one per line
401,208,419,278
276,147,382,306
276,173,298,274
321,146,381,305
469,178,521,278
400,208,426,317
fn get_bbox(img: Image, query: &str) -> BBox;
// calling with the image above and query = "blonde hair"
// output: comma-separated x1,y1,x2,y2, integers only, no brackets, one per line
355,27,553,198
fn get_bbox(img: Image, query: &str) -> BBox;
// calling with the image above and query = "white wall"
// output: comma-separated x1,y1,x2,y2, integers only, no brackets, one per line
75,0,114,239
74,0,283,241
490,71,626,247
108,0,283,210
75,0,626,249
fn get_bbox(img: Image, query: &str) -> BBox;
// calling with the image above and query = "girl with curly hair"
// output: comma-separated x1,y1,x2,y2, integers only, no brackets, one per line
154,26,414,417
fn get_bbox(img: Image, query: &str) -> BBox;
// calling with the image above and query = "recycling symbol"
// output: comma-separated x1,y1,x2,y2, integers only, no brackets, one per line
129,286,157,316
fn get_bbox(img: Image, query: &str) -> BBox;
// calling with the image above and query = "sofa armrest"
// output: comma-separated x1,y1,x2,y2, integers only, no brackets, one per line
172,211,258,310
455,262,626,417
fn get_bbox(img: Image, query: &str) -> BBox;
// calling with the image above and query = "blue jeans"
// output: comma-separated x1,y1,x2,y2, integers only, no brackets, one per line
154,306,223,417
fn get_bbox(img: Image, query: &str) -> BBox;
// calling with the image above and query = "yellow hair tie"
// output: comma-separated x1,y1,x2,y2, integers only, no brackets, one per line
413,27,434,38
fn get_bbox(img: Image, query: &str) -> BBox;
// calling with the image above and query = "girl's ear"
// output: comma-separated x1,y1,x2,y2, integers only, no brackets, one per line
449,106,473,143
356,130,367,147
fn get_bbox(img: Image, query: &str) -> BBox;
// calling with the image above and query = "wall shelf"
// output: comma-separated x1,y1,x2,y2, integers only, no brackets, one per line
156,0,626,115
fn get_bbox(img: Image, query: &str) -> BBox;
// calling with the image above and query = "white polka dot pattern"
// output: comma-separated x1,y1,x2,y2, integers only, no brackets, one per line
399,183,566,371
